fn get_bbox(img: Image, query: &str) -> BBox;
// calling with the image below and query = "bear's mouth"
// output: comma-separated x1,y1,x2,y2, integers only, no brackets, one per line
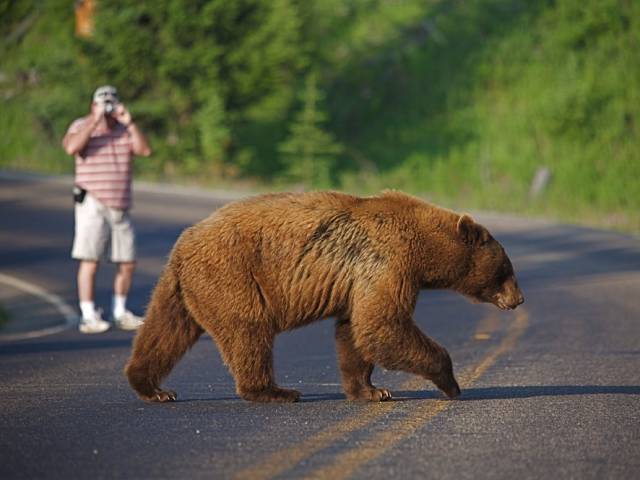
492,295,523,310
495,299,513,310
463,293,519,310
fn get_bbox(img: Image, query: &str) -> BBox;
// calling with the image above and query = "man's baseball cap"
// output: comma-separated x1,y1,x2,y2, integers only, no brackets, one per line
93,85,119,104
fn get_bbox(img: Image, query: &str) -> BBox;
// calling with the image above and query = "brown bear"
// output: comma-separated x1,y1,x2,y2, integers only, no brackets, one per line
125,191,524,403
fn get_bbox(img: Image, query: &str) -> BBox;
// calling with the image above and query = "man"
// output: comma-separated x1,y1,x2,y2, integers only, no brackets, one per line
63,85,152,333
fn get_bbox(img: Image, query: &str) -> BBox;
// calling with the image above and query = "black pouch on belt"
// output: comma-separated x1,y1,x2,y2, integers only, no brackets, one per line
73,185,87,203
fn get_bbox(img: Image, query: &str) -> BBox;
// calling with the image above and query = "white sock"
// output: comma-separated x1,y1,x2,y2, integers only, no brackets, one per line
80,301,96,320
113,294,127,319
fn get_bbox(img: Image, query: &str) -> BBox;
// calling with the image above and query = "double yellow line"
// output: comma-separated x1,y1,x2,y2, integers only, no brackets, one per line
235,307,529,480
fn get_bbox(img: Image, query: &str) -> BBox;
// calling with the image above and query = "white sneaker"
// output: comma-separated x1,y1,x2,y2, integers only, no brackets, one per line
79,309,111,334
113,310,144,331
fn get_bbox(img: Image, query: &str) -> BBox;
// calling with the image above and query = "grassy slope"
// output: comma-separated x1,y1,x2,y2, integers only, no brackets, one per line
334,0,639,231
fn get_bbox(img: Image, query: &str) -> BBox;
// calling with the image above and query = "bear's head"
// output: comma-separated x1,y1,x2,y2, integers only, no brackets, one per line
455,214,524,310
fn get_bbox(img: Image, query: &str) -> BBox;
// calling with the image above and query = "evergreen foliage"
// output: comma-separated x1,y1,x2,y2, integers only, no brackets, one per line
279,73,343,187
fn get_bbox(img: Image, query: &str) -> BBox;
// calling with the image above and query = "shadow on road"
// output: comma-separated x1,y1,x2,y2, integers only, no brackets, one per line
494,225,640,289
0,337,133,355
394,385,640,401
170,392,348,403
0,333,217,355
151,385,640,405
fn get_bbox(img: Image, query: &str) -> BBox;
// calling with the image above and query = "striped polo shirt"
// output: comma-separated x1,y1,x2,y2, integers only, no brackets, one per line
67,116,134,210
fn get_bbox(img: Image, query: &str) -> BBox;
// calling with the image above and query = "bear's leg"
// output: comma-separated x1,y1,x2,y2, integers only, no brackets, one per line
218,324,300,403
125,268,203,402
351,292,461,399
335,318,392,402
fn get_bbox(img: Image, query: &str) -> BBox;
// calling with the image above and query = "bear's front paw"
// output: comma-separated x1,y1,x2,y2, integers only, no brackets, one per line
142,388,177,403
347,387,392,402
240,386,301,403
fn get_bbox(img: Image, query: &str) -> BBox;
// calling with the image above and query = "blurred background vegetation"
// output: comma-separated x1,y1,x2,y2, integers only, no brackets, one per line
1,0,638,231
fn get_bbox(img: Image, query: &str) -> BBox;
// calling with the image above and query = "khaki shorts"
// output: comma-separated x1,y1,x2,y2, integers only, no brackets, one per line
71,193,136,262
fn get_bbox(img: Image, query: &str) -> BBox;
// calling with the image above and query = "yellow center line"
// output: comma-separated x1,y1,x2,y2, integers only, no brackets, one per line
473,310,502,341
303,308,529,480
233,308,528,480
233,395,397,479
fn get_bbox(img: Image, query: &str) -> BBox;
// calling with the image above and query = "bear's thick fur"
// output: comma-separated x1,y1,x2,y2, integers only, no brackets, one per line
125,191,523,403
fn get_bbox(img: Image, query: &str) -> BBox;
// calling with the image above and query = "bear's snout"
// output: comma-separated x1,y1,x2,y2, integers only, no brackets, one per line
445,381,462,399
494,291,524,310
433,374,461,399
494,276,524,310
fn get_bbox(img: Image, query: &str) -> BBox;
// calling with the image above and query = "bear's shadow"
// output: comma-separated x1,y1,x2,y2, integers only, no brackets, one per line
174,385,640,404
175,392,348,403
394,385,640,401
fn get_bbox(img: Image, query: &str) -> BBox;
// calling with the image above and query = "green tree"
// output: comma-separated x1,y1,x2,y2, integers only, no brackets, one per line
83,0,305,177
194,89,230,176
279,73,343,187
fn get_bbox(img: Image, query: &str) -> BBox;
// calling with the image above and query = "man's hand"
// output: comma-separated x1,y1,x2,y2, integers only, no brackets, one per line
63,103,105,156
92,102,106,123
114,103,133,126
113,103,151,156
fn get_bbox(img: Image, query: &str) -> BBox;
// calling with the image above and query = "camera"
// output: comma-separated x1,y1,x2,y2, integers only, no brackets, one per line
93,86,120,116
103,100,116,116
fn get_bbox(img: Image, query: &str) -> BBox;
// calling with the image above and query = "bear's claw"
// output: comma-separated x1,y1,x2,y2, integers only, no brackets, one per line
348,387,393,402
373,388,393,402
145,389,177,402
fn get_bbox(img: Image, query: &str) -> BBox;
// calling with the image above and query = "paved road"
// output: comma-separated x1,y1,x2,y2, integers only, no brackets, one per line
1,174,639,479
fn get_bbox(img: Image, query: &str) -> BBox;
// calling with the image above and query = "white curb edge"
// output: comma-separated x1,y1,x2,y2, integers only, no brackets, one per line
0,272,79,341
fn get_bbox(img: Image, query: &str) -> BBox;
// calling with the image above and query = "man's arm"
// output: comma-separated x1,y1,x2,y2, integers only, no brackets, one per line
115,104,152,157
62,106,103,156
126,122,152,157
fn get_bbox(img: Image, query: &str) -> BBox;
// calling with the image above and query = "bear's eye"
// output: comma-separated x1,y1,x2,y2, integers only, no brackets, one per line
497,261,512,283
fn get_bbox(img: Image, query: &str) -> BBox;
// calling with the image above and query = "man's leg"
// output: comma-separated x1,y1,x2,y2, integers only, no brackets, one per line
78,260,99,303
113,262,143,329
78,259,100,321
72,193,110,332
114,261,135,298
113,261,135,318
77,260,110,333
110,206,140,328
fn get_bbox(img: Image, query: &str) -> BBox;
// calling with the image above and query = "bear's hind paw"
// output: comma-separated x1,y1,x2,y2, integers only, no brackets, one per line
240,386,301,403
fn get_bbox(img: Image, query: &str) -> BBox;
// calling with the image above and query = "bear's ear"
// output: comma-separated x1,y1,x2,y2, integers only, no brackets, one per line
457,214,490,246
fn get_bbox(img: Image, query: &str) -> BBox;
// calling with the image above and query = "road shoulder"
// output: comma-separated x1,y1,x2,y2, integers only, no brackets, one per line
0,273,78,341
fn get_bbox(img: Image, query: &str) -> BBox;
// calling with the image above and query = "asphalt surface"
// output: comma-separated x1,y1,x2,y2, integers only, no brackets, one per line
1,173,639,479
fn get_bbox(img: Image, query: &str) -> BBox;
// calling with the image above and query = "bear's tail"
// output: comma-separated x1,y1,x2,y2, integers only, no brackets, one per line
125,264,203,401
